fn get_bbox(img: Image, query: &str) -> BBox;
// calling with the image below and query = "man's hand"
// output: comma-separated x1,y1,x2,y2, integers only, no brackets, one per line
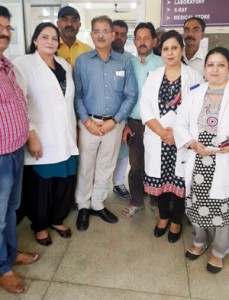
122,125,134,144
87,120,104,136
98,119,116,134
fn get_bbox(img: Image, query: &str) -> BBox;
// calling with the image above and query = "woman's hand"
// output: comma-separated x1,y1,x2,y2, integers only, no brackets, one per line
27,130,43,160
189,141,213,156
160,127,175,146
217,145,229,154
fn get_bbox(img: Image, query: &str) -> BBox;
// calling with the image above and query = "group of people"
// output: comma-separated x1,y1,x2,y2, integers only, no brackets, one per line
1,3,229,295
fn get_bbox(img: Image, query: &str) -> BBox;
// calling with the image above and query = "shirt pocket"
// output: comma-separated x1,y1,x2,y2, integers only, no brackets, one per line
114,75,125,92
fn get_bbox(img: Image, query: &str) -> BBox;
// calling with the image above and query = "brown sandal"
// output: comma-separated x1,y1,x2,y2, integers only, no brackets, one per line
14,251,39,265
0,272,25,294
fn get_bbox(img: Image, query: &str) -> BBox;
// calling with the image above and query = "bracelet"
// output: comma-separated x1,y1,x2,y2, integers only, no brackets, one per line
84,119,91,128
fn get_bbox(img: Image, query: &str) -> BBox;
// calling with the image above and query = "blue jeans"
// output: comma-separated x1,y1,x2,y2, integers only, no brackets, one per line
0,147,24,275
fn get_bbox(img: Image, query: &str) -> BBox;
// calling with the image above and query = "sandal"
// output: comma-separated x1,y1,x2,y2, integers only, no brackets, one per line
14,251,39,265
122,205,144,217
0,272,25,294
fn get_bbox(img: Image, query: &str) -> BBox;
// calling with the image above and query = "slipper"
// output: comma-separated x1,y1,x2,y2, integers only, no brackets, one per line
122,205,144,217
14,251,39,265
185,244,208,260
207,261,223,273
51,226,72,238
0,272,25,294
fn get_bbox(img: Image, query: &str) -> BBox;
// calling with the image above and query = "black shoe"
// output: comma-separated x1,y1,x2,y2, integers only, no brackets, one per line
113,184,130,199
51,226,72,238
168,230,181,243
154,225,167,237
35,233,52,246
76,208,90,231
207,262,222,274
91,208,118,223
185,244,208,260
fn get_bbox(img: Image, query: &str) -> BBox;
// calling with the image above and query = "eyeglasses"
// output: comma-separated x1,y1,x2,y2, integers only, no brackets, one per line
92,29,113,35
0,25,14,33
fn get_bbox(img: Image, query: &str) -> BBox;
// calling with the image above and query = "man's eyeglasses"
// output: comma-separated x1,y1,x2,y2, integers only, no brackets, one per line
92,29,113,35
0,25,14,33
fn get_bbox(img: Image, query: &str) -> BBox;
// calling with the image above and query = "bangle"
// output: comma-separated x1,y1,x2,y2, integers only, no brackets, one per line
84,119,91,128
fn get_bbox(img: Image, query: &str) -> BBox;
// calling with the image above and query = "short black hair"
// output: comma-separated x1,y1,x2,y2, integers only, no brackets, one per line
0,6,11,19
29,22,60,54
205,47,229,66
134,22,156,39
112,20,128,32
184,17,206,32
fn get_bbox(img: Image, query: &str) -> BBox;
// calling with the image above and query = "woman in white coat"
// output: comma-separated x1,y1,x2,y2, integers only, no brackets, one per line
140,30,202,243
13,23,79,246
175,47,229,273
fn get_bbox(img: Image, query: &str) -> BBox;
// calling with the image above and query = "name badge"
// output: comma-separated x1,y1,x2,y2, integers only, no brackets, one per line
115,71,125,77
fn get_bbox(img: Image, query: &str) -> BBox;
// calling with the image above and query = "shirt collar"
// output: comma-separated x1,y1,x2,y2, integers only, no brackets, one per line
136,51,156,63
0,56,13,71
183,47,206,61
90,48,117,60
60,37,79,47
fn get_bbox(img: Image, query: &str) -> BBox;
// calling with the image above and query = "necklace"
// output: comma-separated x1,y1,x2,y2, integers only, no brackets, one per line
207,88,224,95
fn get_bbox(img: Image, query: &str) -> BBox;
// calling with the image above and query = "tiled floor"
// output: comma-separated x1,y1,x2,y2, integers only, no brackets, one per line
1,189,229,299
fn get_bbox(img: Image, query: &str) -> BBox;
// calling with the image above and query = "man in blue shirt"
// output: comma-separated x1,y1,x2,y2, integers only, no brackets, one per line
74,15,137,231
122,22,164,217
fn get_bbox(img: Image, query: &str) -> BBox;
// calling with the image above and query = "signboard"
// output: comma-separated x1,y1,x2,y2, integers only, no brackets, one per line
161,0,229,27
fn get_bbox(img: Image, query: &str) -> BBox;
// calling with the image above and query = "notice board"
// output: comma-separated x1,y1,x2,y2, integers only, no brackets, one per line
161,0,229,27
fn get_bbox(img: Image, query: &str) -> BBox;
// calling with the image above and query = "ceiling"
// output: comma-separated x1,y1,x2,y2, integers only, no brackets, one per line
72,1,138,11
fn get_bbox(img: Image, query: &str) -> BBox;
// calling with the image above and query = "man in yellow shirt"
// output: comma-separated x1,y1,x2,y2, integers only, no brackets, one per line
57,6,92,68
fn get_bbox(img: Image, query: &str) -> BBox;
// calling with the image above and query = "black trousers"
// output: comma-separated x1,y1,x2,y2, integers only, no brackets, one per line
23,166,75,232
158,192,185,224
128,118,145,207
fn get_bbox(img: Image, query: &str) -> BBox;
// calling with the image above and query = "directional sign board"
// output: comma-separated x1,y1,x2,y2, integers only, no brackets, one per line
161,0,229,27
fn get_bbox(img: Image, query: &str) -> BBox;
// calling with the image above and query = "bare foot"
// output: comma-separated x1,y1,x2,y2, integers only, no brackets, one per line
187,245,207,255
208,253,223,267
51,224,68,231
0,271,25,294
36,230,49,240
169,222,181,234
156,218,169,229
14,252,39,265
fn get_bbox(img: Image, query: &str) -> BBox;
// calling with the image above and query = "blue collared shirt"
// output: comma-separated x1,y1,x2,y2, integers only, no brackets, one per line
73,49,138,123
130,52,164,120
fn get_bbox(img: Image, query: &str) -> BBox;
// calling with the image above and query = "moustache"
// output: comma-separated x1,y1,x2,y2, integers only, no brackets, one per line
185,36,196,41
0,35,10,41
139,45,147,49
98,38,106,42
64,26,74,31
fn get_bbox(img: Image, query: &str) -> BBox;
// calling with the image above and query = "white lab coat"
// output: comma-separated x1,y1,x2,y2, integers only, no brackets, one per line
13,51,79,165
174,81,229,199
140,63,203,178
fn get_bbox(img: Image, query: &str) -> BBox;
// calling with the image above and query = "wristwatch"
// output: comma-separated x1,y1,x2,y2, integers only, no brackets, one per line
112,117,118,125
